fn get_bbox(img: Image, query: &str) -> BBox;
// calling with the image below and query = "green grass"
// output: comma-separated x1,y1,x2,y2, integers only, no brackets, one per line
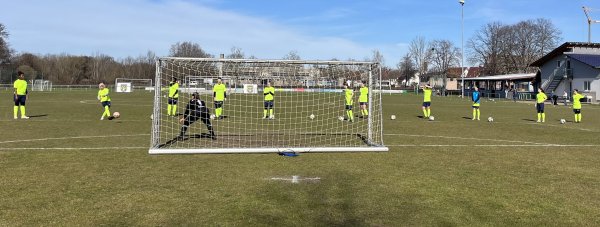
1,91,600,226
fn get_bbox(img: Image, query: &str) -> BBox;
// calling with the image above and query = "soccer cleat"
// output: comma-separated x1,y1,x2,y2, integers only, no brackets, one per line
21,116,29,119
536,120,541,123
14,117,18,120
100,117,104,120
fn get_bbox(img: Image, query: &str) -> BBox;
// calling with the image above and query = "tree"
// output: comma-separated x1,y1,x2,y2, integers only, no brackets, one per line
227,46,245,59
0,23,11,63
282,50,301,60
169,41,212,58
371,49,385,66
408,36,433,78
429,40,461,92
397,53,416,87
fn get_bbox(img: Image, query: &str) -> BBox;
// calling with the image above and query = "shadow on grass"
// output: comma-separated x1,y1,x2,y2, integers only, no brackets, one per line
28,114,48,118
521,119,537,122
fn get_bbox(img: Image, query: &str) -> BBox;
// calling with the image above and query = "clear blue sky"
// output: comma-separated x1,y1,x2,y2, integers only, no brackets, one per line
1,0,599,66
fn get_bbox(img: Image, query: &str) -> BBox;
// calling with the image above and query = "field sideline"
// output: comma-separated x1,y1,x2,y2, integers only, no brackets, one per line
1,90,599,226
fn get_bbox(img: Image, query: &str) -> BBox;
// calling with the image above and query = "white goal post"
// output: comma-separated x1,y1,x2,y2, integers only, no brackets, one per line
114,78,153,92
150,57,388,154
30,79,53,91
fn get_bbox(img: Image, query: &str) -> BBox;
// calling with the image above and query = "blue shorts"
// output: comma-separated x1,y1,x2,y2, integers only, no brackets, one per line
536,103,545,113
102,101,111,108
168,98,178,105
264,100,274,108
422,102,431,107
573,109,581,114
345,105,353,110
14,95,26,106
214,101,223,109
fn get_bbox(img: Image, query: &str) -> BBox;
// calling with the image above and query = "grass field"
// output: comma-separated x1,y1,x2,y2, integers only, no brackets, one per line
1,90,600,226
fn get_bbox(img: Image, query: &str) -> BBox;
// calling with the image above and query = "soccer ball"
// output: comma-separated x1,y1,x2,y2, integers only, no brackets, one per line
309,114,315,120
488,117,494,122
150,114,153,120
112,112,120,118
428,116,435,121
560,119,566,124
390,115,396,120
210,114,216,120
338,116,344,121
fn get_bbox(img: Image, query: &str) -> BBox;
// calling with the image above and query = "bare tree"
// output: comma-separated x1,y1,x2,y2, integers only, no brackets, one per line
0,23,11,63
371,49,385,66
227,46,245,59
169,41,212,58
397,53,416,86
408,36,433,78
430,40,461,92
282,50,301,60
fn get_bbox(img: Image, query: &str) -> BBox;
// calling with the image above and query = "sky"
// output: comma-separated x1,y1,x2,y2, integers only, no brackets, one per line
1,0,600,67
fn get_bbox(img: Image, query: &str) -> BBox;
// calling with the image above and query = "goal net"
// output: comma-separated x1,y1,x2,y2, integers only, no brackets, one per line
31,79,53,91
114,78,153,92
150,57,387,154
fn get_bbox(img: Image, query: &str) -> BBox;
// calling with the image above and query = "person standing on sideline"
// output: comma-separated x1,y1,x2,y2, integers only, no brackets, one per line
13,71,29,119
213,78,227,119
471,87,481,120
97,83,113,120
359,82,369,118
536,88,548,123
563,91,568,106
421,84,432,118
512,88,518,102
572,89,585,123
263,81,275,119
167,78,179,116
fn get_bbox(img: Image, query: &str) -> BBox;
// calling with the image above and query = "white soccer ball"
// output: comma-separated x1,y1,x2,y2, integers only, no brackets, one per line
210,114,216,120
488,117,494,122
390,115,396,120
150,114,153,120
112,112,120,118
309,114,315,120
428,116,435,121
560,119,566,124
338,116,344,121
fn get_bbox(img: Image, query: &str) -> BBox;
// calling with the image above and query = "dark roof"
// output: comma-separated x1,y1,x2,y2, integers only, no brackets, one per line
530,42,600,67
446,67,483,78
567,54,600,68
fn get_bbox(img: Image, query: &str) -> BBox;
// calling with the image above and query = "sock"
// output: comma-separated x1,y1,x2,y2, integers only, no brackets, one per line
542,113,545,122
423,108,428,117
14,106,18,118
172,105,177,116
473,109,476,119
264,109,267,118
180,125,188,136
365,109,368,116
269,109,273,117
578,113,582,122
104,106,110,117
476,109,480,120
537,113,541,121
427,108,431,118
20,106,26,117
167,105,172,116
216,108,222,117
574,114,578,122
348,110,354,121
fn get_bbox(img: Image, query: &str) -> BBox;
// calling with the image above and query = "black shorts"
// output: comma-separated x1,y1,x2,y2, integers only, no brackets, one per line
184,114,211,127
573,109,581,114
359,102,367,106
345,105,353,110
101,101,111,108
168,98,178,105
536,103,545,113
14,95,26,106
214,101,224,109
264,100,274,108
422,102,431,107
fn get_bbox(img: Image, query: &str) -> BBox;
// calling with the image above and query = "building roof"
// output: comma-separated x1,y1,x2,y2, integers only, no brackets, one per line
446,66,483,78
459,73,535,81
567,54,600,68
530,42,600,67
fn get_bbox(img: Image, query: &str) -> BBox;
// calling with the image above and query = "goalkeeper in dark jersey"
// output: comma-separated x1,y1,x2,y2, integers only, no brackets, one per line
178,92,216,140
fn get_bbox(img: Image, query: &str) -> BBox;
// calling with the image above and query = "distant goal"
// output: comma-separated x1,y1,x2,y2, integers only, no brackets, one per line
150,57,387,154
114,78,153,92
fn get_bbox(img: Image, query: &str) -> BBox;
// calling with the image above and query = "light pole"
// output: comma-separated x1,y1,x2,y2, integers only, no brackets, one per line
459,0,465,98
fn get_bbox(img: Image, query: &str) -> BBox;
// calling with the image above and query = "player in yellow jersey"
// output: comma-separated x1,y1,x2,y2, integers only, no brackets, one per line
13,71,29,119
359,82,369,118
263,82,275,119
97,83,114,120
344,85,354,122
572,89,585,123
213,78,227,120
421,84,432,118
167,78,179,116
535,88,547,123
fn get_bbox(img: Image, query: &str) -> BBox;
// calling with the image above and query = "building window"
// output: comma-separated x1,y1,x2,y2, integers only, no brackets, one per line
584,81,592,91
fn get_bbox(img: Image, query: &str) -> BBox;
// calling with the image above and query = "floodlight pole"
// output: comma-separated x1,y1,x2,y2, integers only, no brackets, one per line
460,0,465,98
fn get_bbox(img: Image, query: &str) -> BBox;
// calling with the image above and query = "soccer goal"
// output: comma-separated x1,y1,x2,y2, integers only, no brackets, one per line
114,78,153,92
31,79,53,91
150,57,388,154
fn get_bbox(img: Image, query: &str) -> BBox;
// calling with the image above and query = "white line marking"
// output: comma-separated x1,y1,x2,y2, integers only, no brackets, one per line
0,147,146,150
386,144,600,147
383,133,551,145
0,134,150,144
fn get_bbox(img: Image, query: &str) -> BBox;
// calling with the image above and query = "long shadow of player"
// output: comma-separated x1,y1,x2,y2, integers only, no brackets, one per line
158,133,216,148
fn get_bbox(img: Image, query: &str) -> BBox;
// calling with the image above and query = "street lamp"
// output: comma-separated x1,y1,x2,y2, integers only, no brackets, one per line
459,0,465,98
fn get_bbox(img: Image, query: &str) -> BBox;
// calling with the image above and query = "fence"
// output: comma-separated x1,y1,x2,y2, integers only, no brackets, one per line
0,84,152,91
